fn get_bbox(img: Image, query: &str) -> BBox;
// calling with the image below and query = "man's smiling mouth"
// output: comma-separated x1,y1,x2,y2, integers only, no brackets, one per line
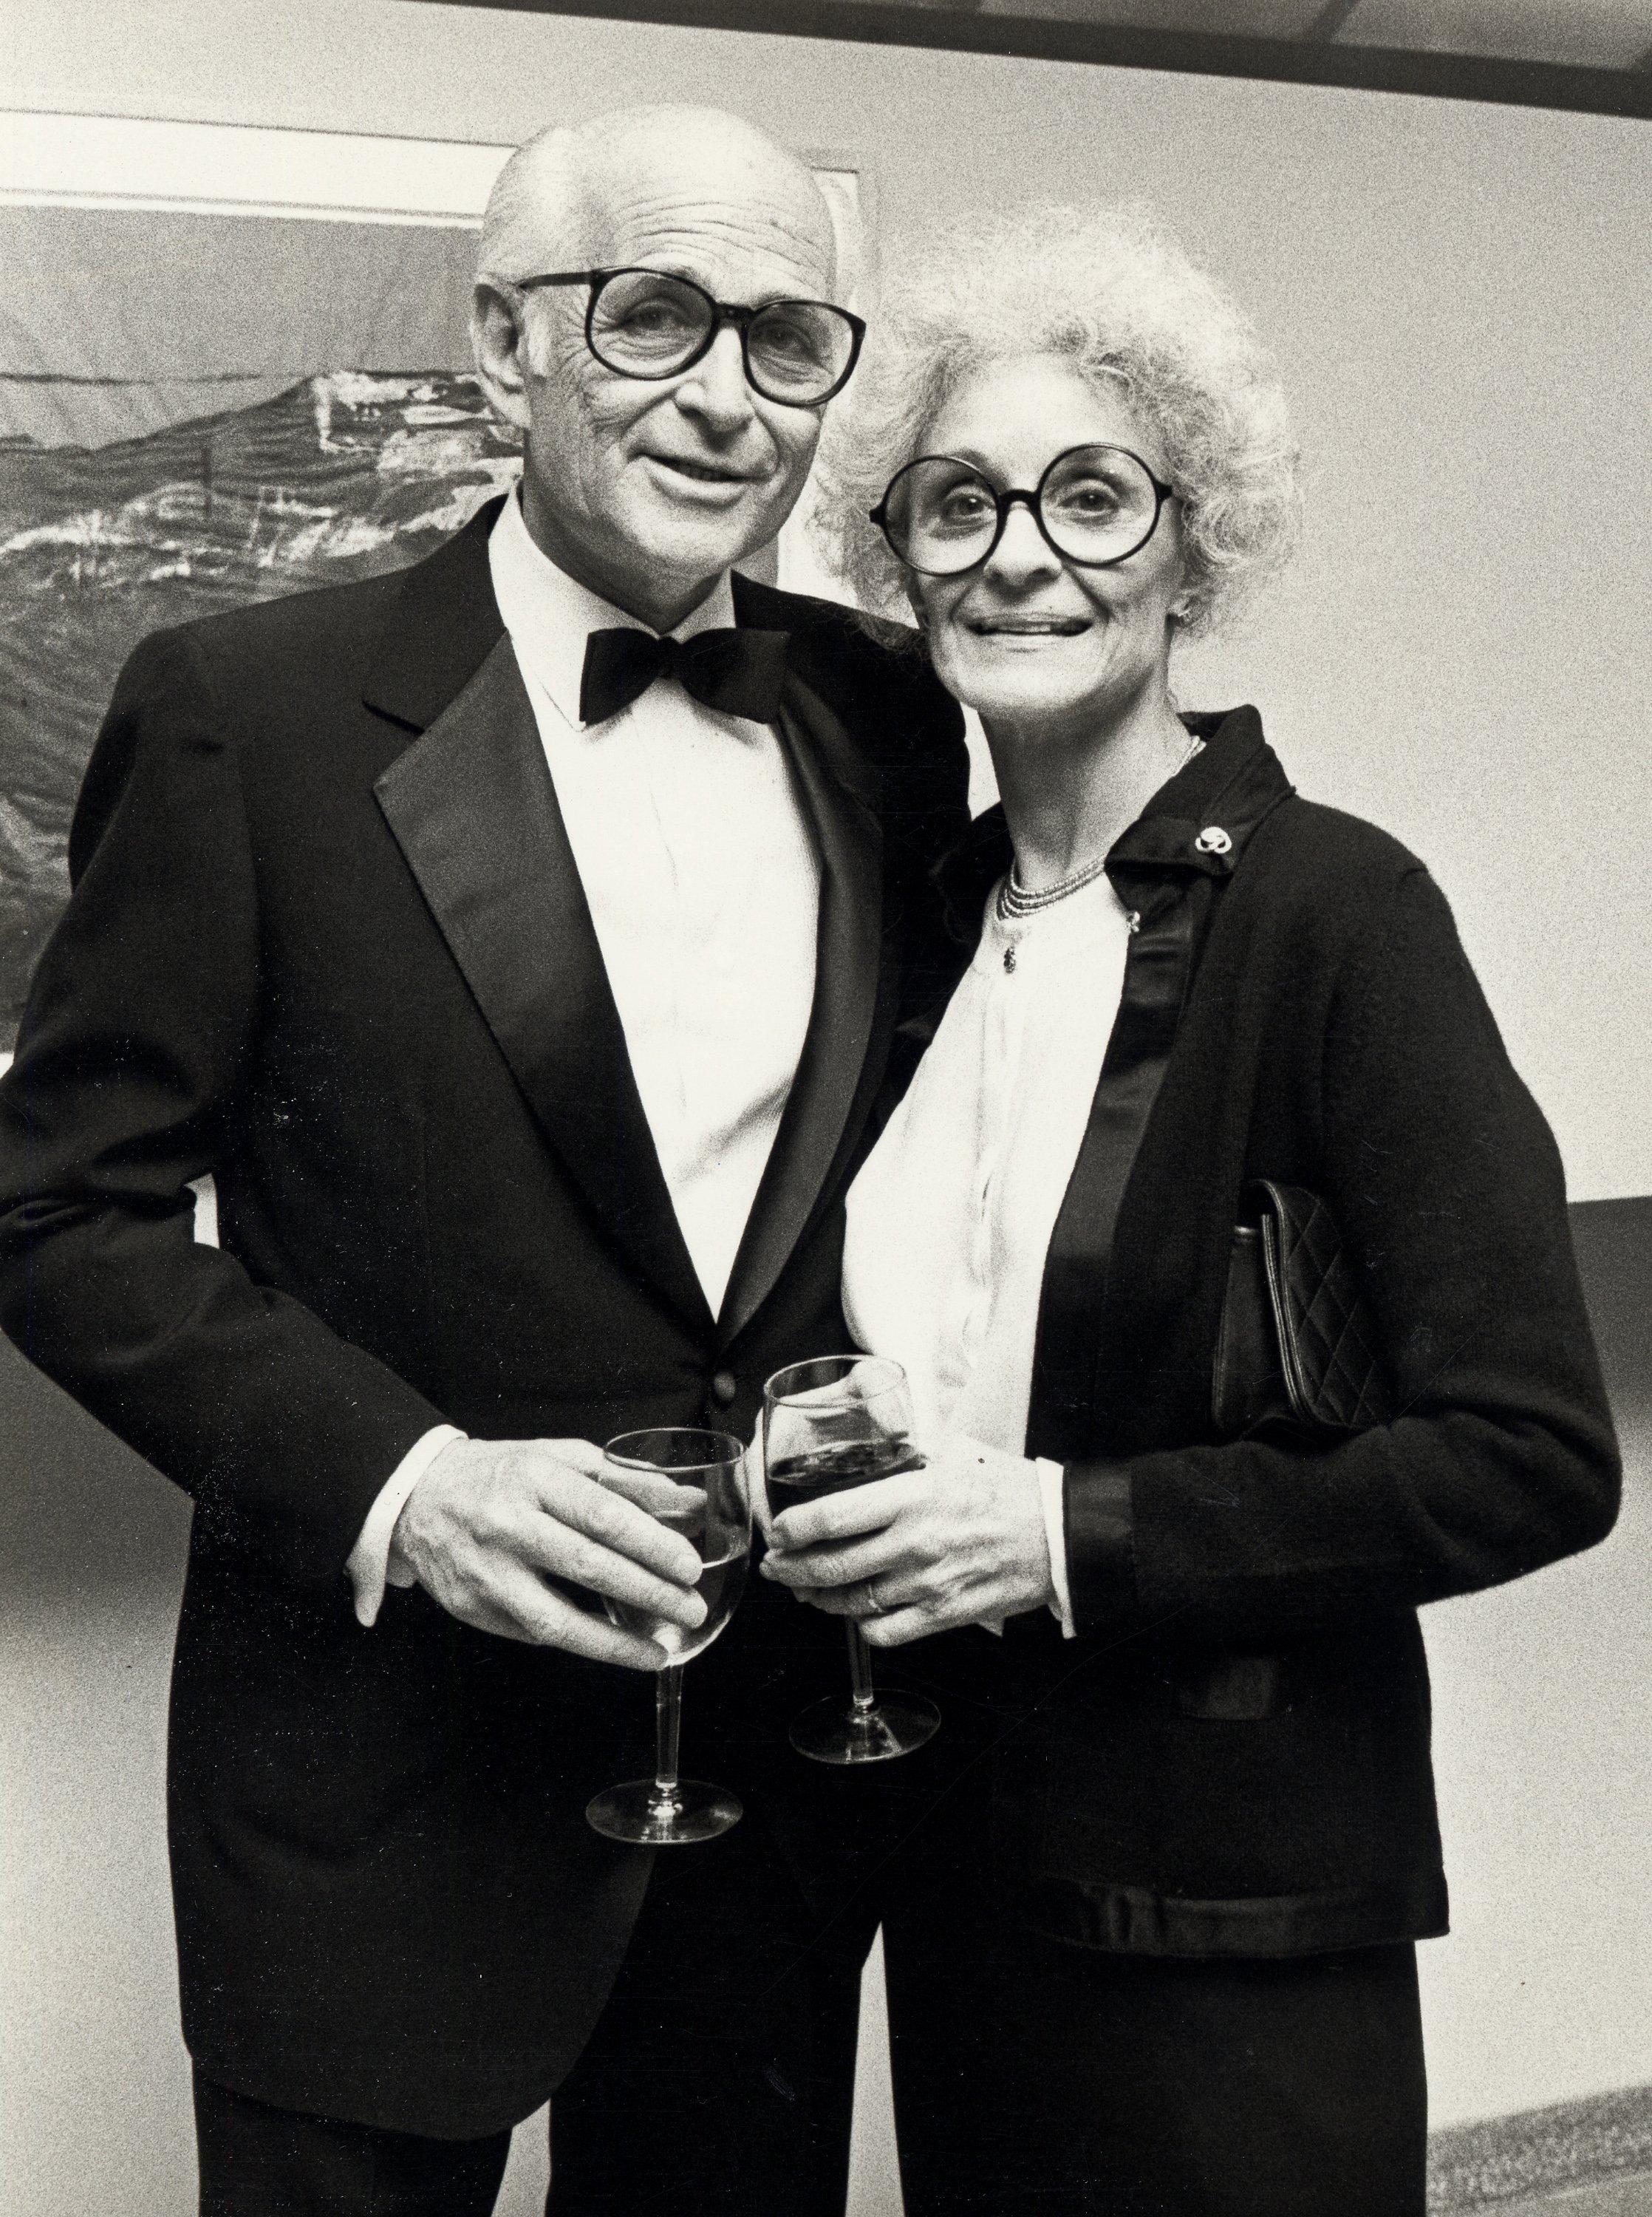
651,455,757,486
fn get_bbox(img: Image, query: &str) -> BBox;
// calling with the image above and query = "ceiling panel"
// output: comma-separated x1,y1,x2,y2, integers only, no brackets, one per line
975,0,1328,33
1336,0,1652,67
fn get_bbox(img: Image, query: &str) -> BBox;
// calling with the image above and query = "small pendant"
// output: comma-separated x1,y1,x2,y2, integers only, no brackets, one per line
1003,944,1017,973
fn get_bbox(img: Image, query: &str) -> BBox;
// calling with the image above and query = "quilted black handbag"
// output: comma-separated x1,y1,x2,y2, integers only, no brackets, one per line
1212,1180,1393,1438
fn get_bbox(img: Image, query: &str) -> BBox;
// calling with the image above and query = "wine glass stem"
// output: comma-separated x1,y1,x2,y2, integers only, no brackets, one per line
847,1623,878,1718
650,1665,685,1822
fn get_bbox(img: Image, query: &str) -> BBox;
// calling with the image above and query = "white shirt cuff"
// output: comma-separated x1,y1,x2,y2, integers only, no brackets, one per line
1037,1456,1076,1638
974,1451,1073,1640
347,1425,467,1627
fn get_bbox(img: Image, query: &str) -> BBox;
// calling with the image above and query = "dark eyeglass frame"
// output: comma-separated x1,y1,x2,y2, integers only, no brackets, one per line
870,443,1178,576
508,266,867,407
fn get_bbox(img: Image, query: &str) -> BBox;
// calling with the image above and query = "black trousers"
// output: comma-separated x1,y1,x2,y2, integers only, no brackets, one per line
193,1809,864,2217
879,1879,1427,2217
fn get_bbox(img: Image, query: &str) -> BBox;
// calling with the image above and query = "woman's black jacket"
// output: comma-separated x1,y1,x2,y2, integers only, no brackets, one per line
914,705,1619,1960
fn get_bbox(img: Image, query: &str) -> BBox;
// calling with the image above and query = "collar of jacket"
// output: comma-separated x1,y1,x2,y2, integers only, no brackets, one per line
361,494,887,827
362,496,509,732
932,705,1294,948
732,571,881,819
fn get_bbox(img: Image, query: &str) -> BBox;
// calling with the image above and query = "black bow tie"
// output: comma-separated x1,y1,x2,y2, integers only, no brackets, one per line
578,624,791,728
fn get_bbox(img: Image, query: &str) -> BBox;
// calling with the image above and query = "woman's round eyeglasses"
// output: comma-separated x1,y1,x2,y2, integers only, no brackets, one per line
871,444,1178,576
510,266,866,408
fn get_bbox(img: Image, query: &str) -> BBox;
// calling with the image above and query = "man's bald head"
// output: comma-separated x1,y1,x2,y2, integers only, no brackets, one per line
477,106,837,295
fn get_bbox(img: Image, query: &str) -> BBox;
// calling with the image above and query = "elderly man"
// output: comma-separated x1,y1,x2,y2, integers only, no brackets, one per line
0,107,966,2213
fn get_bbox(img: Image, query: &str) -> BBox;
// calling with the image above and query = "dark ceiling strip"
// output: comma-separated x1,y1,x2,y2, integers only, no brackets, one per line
1303,0,1363,39
412,0,1652,119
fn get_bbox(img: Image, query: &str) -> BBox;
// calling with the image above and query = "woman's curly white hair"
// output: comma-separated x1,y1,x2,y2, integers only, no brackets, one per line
812,202,1300,638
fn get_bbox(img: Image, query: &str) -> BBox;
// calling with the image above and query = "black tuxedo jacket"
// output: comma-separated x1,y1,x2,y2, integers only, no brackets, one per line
904,708,1619,1962
0,501,967,2134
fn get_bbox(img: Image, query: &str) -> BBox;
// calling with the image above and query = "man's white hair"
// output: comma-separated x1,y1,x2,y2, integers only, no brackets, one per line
477,125,587,284
813,202,1300,637
476,106,836,287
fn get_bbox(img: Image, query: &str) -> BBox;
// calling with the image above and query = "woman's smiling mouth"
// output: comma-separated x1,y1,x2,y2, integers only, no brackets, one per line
967,614,1091,637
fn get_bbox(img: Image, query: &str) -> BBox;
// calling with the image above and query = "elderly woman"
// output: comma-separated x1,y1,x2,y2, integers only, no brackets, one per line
760,206,1619,2216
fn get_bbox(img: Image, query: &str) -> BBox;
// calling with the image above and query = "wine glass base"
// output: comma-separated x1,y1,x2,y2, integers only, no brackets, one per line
585,1780,743,1845
788,1692,941,1765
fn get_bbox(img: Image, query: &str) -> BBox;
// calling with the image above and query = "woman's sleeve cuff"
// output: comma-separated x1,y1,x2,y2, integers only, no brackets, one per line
1034,1457,1077,1637
1062,1460,1138,1630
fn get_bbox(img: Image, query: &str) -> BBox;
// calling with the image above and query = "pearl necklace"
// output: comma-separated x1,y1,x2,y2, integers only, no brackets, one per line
997,851,1109,919
995,734,1205,925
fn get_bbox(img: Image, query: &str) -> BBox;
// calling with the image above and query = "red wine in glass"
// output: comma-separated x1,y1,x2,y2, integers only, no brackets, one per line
763,1357,941,1765
766,1435,927,1505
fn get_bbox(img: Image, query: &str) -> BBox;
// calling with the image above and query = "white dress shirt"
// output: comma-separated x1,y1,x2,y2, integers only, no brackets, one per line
347,491,820,1624
842,869,1137,1636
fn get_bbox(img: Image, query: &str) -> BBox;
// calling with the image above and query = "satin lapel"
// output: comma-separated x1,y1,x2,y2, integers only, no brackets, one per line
717,675,885,1347
1025,880,1203,1463
374,636,711,1334
1025,719,1294,1462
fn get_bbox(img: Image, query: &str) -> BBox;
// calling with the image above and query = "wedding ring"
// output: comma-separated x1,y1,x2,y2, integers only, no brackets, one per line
863,1583,887,1616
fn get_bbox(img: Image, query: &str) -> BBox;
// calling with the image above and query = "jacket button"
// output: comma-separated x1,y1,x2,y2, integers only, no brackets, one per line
709,1370,738,1406
1194,825,1232,855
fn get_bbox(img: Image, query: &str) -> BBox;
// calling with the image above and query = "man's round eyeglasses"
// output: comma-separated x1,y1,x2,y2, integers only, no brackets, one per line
871,444,1178,576
510,267,866,408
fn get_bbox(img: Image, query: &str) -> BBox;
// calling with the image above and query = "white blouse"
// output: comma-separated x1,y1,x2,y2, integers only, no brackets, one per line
842,868,1136,1633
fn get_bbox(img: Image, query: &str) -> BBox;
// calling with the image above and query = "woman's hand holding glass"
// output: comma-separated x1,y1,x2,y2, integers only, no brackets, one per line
762,1357,941,1761
761,1434,1055,1646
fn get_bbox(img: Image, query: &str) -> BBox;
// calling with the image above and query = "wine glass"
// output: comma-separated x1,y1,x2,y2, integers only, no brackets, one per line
763,1356,941,1765
585,1428,751,1845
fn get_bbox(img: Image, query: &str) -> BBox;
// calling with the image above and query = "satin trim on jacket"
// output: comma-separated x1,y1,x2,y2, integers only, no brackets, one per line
1024,1870,1451,1960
